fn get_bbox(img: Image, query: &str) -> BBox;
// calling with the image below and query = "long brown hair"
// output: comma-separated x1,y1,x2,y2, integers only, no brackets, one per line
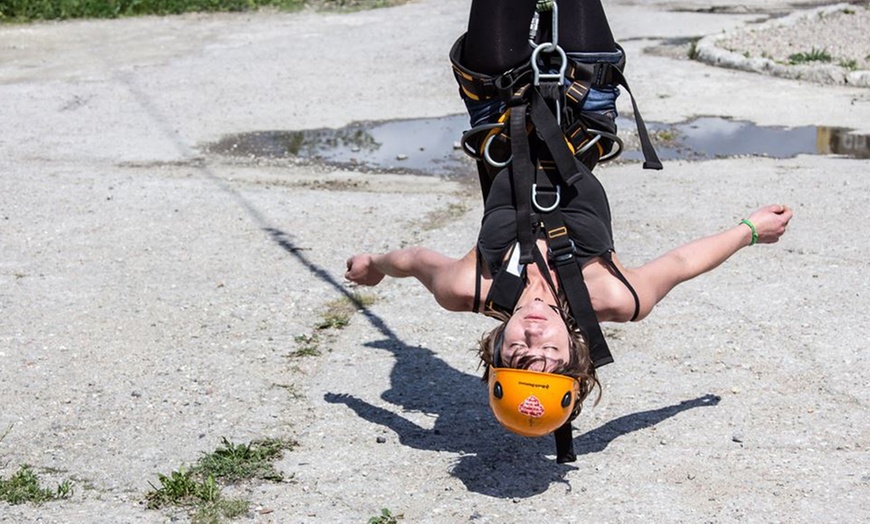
477,292,601,409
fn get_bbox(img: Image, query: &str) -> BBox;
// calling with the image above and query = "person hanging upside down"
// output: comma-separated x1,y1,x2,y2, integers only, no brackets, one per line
345,0,793,462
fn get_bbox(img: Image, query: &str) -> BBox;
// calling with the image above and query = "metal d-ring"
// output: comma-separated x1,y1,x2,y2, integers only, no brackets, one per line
532,184,560,212
531,41,567,125
531,42,567,87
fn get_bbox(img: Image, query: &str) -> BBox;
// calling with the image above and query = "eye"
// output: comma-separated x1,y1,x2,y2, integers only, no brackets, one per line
561,392,572,408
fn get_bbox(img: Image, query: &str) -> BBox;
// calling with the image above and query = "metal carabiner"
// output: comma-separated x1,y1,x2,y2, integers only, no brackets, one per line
528,11,540,49
528,1,559,51
547,1,559,52
532,184,560,212
586,127,625,163
484,132,512,168
460,123,504,160
576,133,603,156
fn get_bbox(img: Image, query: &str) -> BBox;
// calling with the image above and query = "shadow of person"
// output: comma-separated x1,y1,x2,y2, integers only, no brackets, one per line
573,394,721,456
324,337,569,497
325,335,722,498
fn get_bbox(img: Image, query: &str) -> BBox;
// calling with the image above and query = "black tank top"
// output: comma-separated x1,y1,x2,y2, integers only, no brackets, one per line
475,168,639,320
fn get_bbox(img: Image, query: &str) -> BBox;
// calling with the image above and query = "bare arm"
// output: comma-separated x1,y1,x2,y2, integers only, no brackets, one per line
626,204,793,320
345,246,478,311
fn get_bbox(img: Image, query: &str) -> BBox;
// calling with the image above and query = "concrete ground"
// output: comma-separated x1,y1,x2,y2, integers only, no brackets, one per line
1,0,868,522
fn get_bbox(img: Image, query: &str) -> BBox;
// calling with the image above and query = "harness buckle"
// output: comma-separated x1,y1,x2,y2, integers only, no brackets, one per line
547,236,576,266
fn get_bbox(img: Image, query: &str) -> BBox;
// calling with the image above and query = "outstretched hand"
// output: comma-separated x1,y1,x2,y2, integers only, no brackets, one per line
345,254,385,286
747,204,793,244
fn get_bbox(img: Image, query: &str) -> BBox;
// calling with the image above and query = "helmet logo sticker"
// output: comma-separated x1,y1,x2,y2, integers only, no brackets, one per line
518,395,545,418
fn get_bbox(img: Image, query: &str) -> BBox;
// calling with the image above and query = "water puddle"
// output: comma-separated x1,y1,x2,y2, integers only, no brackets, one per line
639,117,868,163
206,115,868,177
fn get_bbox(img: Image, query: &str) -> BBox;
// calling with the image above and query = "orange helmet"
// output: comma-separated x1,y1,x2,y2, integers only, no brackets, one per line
488,366,581,437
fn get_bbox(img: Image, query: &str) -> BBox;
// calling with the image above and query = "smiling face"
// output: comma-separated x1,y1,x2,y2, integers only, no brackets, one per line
499,297,572,372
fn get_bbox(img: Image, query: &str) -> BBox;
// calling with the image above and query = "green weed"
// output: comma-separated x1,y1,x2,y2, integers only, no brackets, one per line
0,464,73,505
146,468,216,509
652,128,678,143
146,437,293,523
839,59,858,71
192,437,294,482
788,48,832,65
291,333,321,357
193,498,251,524
316,310,351,330
687,40,698,60
291,292,376,357
316,293,375,330
369,508,404,524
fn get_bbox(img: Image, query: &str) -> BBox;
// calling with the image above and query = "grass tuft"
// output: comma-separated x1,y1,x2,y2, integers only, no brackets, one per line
146,437,294,523
192,437,294,482
788,47,832,65
193,498,251,524
839,58,858,71
146,468,217,509
0,465,73,505
290,292,376,358
369,508,404,524
291,333,321,357
316,292,376,330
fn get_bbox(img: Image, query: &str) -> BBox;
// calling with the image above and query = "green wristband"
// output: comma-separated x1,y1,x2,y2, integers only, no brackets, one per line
740,219,758,246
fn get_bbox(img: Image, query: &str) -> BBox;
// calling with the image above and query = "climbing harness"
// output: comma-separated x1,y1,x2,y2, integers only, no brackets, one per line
451,0,662,201
451,0,662,463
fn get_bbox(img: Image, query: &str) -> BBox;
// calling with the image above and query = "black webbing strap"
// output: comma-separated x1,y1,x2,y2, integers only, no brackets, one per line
509,104,537,265
449,35,534,104
542,213,614,369
528,90,594,187
528,242,582,464
513,85,615,463
542,206,613,465
554,422,576,463
607,66,663,170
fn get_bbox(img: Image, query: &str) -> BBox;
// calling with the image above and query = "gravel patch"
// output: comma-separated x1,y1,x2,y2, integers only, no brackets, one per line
696,3,870,86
